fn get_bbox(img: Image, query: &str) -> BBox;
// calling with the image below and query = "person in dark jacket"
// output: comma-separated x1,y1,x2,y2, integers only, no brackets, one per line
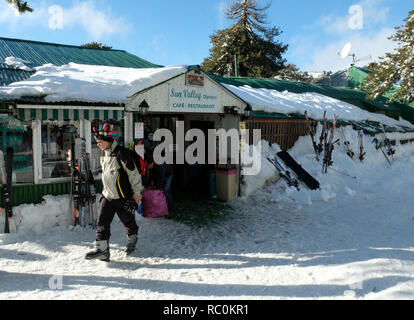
144,152,174,208
154,162,174,208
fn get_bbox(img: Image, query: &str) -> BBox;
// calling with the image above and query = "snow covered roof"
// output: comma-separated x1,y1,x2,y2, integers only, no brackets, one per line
207,72,414,129
1,61,413,130
0,63,188,104
221,83,414,128
0,37,163,87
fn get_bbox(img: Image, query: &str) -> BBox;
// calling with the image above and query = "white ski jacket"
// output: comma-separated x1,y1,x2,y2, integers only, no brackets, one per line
100,141,142,200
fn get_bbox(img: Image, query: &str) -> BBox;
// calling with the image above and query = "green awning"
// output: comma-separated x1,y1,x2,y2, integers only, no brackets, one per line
16,106,125,121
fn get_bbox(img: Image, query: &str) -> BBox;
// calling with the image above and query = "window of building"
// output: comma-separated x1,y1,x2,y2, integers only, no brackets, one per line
41,120,79,180
0,115,34,184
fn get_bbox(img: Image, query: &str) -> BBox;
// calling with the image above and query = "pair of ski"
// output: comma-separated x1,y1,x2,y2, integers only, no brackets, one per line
357,130,366,162
267,155,299,190
310,113,367,164
305,111,339,173
372,124,395,166
267,151,320,191
69,138,97,228
333,123,367,163
347,121,384,163
304,111,321,162
1,147,14,234
322,114,340,174
336,120,365,162
351,121,394,165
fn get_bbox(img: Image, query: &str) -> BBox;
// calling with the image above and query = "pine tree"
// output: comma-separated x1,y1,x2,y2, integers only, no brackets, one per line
201,0,287,78
363,10,414,104
275,64,314,82
81,42,113,50
6,0,33,14
226,0,271,35
363,61,379,71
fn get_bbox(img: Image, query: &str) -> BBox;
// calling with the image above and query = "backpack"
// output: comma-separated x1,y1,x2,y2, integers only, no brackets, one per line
129,148,147,176
113,144,148,199
113,146,135,200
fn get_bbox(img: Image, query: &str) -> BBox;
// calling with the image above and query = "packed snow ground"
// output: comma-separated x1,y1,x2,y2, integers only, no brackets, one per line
1,127,414,300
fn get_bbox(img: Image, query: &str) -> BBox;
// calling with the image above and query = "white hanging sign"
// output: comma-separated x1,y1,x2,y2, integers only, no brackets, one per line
134,122,144,139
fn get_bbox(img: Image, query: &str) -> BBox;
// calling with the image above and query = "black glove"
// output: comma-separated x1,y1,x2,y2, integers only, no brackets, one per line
124,199,138,215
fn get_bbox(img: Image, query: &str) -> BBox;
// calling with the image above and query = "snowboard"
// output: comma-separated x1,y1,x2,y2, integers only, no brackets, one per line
276,151,320,190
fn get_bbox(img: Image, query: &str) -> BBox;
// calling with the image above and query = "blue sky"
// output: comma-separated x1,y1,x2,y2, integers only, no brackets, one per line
1,0,412,72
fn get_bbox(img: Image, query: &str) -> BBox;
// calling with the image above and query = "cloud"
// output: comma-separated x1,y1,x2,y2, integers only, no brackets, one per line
0,1,130,40
301,28,396,72
318,13,351,35
61,1,131,39
358,0,390,25
318,0,391,35
289,0,395,72
0,3,13,22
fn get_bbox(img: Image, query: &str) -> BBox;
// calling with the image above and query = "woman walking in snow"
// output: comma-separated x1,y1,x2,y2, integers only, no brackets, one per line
85,122,143,262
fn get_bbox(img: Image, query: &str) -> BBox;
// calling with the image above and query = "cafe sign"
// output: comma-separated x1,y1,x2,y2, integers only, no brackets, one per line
169,85,219,113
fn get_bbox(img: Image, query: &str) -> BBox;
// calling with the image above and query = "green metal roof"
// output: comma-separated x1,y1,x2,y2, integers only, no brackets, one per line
348,66,372,89
0,37,162,86
0,62,35,86
207,72,414,125
0,37,161,68
348,65,414,109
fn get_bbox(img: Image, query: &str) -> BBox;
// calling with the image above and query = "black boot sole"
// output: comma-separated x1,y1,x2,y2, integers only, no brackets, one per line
125,249,135,256
85,252,110,262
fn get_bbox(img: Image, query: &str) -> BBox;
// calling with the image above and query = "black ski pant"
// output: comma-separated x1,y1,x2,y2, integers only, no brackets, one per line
96,197,139,241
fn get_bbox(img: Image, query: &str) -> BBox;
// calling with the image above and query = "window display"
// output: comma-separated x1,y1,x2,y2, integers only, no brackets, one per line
41,120,79,180
0,115,33,184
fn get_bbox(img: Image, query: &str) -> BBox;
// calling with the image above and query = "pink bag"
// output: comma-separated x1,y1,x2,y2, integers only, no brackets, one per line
142,189,169,218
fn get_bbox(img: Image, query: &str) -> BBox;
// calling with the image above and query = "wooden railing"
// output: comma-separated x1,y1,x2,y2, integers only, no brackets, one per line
246,119,313,151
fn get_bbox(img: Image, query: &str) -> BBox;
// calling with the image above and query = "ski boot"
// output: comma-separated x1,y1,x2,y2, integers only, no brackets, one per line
125,234,138,256
85,240,110,262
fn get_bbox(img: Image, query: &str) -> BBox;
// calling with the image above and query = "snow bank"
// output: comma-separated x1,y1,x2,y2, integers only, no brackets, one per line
279,124,414,207
240,140,281,197
0,195,72,238
240,124,414,199
0,63,188,103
